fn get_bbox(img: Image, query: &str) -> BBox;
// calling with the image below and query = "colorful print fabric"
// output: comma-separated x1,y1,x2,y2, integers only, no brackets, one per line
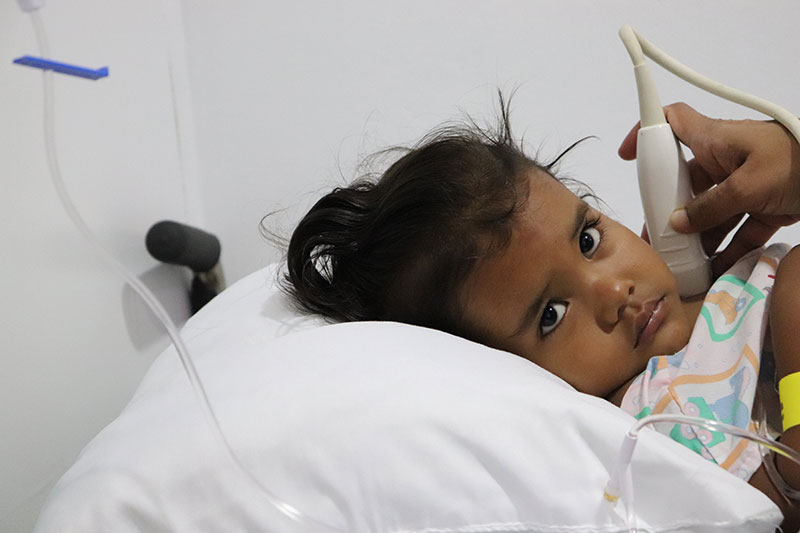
620,243,788,481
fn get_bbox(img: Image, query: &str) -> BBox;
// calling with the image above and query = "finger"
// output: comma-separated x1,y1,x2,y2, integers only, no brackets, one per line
700,214,744,257
686,157,718,195
711,215,780,277
663,102,715,151
618,121,642,160
677,166,751,233
753,213,800,228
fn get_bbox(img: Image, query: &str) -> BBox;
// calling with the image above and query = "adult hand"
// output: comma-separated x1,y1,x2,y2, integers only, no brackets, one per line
618,102,800,275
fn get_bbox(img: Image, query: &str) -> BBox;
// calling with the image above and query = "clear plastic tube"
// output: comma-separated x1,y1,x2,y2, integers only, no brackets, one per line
606,414,800,532
631,415,800,463
27,10,340,532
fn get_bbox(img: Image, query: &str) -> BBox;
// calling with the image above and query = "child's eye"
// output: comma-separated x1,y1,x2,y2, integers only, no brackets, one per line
580,225,601,256
540,301,567,336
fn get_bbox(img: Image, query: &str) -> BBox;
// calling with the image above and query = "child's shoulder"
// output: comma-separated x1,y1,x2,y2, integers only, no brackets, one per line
721,242,789,280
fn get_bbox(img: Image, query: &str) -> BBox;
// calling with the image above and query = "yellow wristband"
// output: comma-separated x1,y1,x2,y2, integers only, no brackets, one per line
780,372,800,432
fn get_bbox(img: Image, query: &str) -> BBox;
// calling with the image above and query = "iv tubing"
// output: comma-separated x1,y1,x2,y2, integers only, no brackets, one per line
27,10,339,532
607,414,800,532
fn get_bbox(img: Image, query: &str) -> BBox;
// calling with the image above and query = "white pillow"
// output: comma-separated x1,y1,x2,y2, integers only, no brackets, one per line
34,265,781,533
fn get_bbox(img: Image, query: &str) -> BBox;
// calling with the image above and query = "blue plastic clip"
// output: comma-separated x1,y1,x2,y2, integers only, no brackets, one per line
13,55,108,80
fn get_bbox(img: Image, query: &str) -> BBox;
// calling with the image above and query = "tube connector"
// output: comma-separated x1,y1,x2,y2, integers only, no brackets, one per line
604,431,638,503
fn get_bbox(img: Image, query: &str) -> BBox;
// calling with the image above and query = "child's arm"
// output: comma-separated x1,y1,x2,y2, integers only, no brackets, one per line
748,245,800,531
748,245,800,532
771,245,800,485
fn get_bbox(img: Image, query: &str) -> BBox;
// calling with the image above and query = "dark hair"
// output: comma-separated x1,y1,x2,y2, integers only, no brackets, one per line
283,94,591,342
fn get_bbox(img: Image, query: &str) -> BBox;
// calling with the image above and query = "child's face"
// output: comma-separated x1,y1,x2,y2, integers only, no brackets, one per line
460,171,693,399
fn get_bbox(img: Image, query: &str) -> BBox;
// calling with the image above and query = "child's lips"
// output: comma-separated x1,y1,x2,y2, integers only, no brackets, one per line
634,297,666,348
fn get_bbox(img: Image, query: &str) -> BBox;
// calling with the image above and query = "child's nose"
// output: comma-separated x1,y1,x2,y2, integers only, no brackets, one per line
592,275,634,327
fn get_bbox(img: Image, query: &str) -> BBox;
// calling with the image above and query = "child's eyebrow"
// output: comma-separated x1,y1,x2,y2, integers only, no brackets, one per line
569,202,590,241
510,201,590,338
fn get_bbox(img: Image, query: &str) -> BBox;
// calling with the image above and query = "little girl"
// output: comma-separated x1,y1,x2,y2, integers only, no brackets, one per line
281,97,800,529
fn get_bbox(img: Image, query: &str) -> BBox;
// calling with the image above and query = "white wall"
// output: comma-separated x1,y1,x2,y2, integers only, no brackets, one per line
0,1,198,531
182,0,800,284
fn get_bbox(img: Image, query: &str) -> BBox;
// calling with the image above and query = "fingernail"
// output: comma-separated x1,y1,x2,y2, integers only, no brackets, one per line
669,208,690,233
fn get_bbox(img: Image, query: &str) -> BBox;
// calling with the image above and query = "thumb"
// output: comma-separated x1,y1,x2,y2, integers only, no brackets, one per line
618,121,641,160
663,102,713,151
671,175,746,233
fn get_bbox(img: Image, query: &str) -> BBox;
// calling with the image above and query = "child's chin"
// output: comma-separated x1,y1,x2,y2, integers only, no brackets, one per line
659,323,692,355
